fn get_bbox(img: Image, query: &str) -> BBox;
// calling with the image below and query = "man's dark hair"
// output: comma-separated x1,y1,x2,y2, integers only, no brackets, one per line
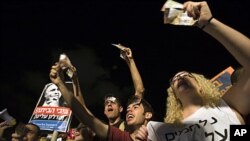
127,96,154,119
26,122,41,136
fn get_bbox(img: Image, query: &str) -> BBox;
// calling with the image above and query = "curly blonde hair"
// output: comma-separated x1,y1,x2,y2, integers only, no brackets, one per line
164,72,222,124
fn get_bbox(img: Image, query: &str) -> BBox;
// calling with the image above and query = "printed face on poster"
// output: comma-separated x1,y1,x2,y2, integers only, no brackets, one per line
29,82,73,132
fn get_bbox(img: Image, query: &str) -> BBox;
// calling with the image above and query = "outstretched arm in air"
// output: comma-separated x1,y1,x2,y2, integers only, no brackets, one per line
50,63,109,139
119,45,145,98
184,1,250,116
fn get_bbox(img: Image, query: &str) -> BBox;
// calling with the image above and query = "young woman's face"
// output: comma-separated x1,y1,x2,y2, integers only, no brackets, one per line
170,71,201,100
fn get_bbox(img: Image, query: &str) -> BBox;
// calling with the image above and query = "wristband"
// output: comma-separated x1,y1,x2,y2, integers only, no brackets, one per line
200,17,213,29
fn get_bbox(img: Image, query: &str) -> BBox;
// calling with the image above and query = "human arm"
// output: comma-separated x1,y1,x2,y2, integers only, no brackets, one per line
69,66,86,107
49,63,109,139
71,66,95,117
119,45,145,98
183,1,250,116
58,54,85,105
59,54,94,116
183,1,250,70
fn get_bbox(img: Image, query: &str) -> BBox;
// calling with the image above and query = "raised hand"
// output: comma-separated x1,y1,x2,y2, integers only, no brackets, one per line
183,1,212,28
49,62,64,85
112,43,133,62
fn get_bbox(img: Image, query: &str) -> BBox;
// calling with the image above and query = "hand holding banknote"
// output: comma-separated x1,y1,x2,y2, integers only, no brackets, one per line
183,1,213,28
59,53,76,78
161,0,197,26
162,0,213,29
112,43,133,61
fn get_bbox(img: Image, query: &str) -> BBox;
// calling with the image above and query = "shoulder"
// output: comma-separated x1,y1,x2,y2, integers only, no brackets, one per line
108,125,131,140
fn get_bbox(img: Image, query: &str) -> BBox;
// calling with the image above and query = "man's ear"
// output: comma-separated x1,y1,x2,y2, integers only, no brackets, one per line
145,112,152,120
119,106,123,112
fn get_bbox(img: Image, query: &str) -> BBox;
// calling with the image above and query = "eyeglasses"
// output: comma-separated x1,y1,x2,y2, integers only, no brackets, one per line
169,71,194,86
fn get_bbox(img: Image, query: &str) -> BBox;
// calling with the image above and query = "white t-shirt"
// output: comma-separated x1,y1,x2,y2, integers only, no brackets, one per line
147,100,241,141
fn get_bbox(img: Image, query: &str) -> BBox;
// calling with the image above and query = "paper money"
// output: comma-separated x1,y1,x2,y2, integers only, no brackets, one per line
161,0,197,26
59,53,74,78
111,43,126,59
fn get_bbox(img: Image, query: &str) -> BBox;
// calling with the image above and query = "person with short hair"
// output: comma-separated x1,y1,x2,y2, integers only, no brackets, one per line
103,45,145,131
74,123,96,141
49,62,154,141
11,122,40,141
104,95,125,130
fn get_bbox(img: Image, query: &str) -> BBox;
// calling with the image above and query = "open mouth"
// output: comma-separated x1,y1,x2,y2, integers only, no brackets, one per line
177,79,189,88
126,114,134,121
107,107,113,111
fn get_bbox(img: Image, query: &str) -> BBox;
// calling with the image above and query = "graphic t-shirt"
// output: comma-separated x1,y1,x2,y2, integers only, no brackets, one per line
147,99,241,141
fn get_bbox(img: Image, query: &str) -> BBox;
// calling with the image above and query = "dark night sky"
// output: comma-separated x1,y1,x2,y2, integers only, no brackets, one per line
1,0,249,126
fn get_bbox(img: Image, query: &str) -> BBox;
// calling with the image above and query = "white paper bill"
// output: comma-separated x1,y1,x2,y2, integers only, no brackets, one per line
161,0,197,26
59,53,74,78
111,43,126,59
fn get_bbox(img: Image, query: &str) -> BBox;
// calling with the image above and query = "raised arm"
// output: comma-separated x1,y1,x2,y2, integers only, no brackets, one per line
70,66,87,107
49,63,109,139
119,45,145,98
58,54,85,105
183,1,250,116
59,54,94,116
